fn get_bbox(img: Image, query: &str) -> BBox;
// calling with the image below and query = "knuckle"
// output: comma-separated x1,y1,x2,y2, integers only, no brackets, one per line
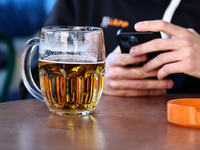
158,20,168,29
162,65,170,74
106,53,123,66
180,38,194,47
115,54,126,66
184,48,195,58
109,80,120,90
106,68,119,79
139,73,145,79
132,69,145,79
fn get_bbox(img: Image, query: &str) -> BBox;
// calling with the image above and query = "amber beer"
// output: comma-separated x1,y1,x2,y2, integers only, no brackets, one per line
39,55,105,115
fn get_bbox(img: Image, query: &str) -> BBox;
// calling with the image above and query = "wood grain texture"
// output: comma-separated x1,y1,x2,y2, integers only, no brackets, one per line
0,94,200,150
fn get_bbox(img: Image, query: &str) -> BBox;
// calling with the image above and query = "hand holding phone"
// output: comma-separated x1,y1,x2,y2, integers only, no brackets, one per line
117,29,162,67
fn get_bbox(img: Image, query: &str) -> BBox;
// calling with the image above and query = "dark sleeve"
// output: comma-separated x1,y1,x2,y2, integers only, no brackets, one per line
44,0,75,26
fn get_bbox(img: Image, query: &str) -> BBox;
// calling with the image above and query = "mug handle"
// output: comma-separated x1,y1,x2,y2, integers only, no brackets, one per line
20,37,44,101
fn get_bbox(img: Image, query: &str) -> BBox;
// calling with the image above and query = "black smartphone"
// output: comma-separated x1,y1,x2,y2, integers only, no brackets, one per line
117,28,162,67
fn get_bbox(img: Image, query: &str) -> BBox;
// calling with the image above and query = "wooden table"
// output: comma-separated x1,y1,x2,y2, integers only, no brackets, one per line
0,94,200,150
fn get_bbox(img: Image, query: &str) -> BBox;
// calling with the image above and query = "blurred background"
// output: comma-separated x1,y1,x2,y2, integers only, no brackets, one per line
0,0,57,102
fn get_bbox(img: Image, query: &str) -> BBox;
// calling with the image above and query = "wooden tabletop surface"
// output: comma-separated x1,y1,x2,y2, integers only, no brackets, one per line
0,94,200,150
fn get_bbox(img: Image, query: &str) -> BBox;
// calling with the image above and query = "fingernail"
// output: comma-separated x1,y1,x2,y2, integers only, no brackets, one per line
130,47,135,56
134,22,143,30
135,23,140,29
167,81,173,88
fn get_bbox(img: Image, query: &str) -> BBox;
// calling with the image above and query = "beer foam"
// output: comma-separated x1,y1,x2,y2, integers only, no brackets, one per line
39,42,90,55
39,55,105,64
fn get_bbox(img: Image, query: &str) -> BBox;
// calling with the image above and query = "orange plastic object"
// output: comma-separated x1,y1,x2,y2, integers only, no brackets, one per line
167,98,200,128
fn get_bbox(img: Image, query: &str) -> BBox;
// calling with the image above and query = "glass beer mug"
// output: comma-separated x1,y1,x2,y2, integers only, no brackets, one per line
20,26,105,116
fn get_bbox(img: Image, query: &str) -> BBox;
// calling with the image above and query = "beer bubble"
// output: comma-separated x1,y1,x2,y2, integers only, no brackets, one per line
69,103,80,109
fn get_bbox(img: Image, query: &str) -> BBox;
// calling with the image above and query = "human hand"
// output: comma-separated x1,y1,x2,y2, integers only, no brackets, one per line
103,46,174,96
130,20,200,79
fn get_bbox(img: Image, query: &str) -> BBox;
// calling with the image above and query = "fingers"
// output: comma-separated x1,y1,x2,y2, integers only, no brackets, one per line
103,88,167,97
130,36,196,57
139,43,199,79
157,62,183,79
106,67,159,79
143,50,181,72
107,46,147,66
130,38,178,56
106,79,174,90
103,78,174,96
104,42,176,97
134,20,188,38
108,53,147,66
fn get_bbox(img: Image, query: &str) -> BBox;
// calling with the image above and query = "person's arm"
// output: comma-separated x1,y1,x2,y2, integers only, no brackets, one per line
131,20,200,80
